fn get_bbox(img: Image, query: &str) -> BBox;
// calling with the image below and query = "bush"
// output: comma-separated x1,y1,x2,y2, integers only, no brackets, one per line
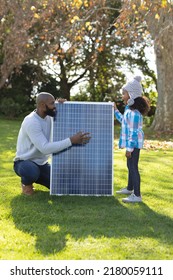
0,96,34,118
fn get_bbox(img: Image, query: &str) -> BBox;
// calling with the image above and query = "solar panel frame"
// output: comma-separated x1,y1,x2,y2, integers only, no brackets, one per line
50,101,114,196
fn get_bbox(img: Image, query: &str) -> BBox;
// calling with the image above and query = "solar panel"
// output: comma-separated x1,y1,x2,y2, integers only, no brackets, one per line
50,101,114,196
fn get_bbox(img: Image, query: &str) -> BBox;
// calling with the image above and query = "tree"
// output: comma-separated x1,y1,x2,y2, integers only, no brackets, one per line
0,0,122,98
0,0,157,108
115,0,173,131
85,35,126,102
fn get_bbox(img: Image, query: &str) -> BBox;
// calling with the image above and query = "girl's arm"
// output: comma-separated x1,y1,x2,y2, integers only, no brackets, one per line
114,103,123,123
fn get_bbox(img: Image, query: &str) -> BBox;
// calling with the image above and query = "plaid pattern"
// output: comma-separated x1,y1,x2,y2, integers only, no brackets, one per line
115,106,144,152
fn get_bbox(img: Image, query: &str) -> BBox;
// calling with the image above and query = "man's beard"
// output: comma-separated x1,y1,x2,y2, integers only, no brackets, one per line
45,105,56,117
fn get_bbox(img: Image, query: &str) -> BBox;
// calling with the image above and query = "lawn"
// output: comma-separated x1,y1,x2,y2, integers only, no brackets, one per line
0,118,173,260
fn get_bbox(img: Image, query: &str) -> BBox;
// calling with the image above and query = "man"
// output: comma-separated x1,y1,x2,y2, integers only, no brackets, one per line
13,92,90,195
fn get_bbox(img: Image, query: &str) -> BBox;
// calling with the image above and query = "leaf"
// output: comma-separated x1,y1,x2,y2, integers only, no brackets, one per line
75,35,82,41
132,4,136,10
71,16,80,23
161,0,167,8
73,0,83,9
97,46,104,52
84,0,89,7
34,13,40,19
30,6,36,11
155,13,160,20
85,21,91,27
85,21,92,31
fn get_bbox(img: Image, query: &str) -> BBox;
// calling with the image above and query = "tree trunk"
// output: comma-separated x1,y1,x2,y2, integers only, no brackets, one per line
59,58,71,100
151,24,173,132
59,79,71,100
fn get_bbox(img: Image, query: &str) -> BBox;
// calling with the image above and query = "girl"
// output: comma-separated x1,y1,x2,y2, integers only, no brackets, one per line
114,76,150,203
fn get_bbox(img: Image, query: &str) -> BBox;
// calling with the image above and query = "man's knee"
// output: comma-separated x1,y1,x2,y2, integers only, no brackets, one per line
14,160,40,183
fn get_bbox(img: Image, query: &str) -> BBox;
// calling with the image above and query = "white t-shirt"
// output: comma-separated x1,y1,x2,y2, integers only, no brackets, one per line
14,111,72,165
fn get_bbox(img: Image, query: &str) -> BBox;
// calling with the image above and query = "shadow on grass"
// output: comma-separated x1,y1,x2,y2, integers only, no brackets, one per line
10,191,173,257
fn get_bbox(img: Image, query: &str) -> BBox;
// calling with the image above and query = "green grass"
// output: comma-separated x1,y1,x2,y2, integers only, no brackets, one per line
0,119,173,260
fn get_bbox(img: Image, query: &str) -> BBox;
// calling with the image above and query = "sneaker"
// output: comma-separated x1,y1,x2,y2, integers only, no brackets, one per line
116,187,133,195
122,193,142,203
21,184,34,195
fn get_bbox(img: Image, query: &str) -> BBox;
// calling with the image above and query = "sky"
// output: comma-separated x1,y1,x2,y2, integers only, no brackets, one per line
122,45,157,81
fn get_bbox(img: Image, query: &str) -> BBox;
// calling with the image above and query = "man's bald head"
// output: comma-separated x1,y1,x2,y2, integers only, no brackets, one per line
36,92,55,107
35,92,56,118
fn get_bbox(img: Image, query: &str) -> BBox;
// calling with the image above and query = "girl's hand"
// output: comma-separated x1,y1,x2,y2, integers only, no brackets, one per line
114,102,117,110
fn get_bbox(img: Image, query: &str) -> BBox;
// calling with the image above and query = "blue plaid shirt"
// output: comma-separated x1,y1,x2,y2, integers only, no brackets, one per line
115,106,144,152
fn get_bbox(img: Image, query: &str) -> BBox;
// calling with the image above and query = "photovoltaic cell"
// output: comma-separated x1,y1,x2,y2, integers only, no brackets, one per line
50,102,114,195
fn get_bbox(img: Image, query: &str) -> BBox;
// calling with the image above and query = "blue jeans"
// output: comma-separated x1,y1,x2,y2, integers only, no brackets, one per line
127,148,141,196
13,160,50,189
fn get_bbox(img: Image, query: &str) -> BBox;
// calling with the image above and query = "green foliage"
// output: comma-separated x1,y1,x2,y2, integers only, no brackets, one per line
0,119,173,260
0,96,31,118
143,116,154,127
142,77,158,106
37,75,60,98
0,64,60,118
71,91,90,102
0,64,36,117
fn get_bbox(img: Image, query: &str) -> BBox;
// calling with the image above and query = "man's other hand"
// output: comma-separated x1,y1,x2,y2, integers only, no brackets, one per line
70,132,91,145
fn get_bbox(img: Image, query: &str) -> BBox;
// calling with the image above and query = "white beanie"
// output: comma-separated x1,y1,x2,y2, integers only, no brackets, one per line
123,76,143,106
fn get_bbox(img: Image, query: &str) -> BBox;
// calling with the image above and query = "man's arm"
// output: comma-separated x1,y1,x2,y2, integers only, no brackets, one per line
26,121,90,155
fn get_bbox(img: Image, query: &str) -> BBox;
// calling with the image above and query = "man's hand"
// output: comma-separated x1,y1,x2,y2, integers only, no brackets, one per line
70,132,91,145
126,151,132,159
56,98,67,103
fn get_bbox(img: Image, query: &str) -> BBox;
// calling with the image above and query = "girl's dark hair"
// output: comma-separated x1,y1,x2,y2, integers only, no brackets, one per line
129,96,150,116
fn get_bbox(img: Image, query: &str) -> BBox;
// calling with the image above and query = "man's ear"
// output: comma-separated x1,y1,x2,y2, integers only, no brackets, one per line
40,101,46,108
